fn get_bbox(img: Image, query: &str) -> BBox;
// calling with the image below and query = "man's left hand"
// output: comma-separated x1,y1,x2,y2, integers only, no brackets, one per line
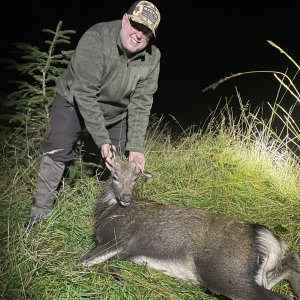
128,151,145,171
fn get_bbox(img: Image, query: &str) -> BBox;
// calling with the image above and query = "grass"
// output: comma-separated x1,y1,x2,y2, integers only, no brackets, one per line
1,94,300,300
1,39,300,298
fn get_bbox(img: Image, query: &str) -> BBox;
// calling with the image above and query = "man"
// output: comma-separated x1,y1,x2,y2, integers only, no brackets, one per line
25,0,161,228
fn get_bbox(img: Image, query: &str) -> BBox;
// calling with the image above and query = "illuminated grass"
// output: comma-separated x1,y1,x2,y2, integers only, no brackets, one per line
1,97,300,299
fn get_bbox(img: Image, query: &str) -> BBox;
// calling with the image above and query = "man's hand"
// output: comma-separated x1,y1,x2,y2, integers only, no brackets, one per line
128,151,145,172
101,144,113,170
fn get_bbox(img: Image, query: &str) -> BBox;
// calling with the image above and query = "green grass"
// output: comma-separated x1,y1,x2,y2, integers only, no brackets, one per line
1,100,300,299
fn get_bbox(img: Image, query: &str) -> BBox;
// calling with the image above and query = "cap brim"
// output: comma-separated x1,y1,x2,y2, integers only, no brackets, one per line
129,15,156,37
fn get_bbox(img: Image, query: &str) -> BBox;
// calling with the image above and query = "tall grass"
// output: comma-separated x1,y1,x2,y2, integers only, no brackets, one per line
203,40,300,154
1,90,300,299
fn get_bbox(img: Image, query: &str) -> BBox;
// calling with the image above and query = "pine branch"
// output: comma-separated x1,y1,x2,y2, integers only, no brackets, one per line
1,21,76,145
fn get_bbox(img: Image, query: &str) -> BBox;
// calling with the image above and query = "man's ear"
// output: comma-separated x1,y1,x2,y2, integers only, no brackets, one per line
121,13,128,27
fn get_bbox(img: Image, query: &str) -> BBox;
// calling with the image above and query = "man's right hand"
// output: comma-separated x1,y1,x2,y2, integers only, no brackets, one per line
101,144,113,170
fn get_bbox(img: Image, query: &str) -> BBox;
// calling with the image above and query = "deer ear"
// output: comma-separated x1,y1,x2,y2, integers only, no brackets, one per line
135,163,153,178
111,145,123,168
111,150,122,172
142,170,153,178
112,158,122,173
128,161,138,175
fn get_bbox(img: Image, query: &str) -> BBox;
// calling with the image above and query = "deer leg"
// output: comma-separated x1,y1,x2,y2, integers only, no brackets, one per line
266,252,300,298
281,252,300,297
80,241,123,267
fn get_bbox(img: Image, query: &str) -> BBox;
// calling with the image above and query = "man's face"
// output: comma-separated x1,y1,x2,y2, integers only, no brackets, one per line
120,14,152,55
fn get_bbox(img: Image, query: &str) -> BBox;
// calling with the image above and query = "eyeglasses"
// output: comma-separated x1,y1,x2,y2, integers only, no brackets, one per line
128,17,152,39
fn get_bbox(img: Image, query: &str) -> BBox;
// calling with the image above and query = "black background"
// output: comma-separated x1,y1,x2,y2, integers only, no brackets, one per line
1,0,299,128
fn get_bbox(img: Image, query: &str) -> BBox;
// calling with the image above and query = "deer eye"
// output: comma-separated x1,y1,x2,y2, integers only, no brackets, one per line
112,175,118,181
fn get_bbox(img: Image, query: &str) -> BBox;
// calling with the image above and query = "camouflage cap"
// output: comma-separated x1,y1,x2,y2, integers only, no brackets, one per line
127,1,161,37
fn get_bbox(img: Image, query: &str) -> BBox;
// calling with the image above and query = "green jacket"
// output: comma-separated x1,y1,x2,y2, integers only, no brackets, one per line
56,20,160,153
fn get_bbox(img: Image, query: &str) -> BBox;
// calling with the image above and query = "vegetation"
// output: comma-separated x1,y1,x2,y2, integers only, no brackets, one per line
0,24,299,300
0,21,75,157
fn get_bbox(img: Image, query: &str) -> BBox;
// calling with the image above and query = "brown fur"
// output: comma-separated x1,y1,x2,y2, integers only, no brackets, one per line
81,158,300,300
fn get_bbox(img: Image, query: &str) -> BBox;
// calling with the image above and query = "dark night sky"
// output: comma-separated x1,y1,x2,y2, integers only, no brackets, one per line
1,0,299,128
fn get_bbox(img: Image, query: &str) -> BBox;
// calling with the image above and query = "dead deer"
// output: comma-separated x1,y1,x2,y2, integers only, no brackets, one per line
80,155,300,300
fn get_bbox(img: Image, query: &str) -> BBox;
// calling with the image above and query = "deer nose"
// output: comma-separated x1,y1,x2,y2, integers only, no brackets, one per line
120,193,131,206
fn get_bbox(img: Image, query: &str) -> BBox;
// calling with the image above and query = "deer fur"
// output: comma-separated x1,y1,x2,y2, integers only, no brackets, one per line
80,156,300,300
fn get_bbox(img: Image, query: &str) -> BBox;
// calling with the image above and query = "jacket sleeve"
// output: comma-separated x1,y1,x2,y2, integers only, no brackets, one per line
72,30,111,149
125,50,161,153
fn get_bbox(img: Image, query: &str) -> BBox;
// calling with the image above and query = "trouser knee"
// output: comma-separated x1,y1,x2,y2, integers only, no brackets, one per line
30,155,66,218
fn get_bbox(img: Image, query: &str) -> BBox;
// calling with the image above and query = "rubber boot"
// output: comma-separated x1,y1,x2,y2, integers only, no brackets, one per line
25,155,65,228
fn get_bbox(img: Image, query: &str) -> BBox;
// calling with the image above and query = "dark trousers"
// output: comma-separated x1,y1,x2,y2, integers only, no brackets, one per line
41,94,127,163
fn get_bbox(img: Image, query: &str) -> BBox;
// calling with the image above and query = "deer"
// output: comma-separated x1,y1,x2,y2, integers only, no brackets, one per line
80,152,300,300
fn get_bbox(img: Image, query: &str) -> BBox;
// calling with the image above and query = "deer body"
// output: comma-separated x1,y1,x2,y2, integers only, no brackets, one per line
80,158,300,300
